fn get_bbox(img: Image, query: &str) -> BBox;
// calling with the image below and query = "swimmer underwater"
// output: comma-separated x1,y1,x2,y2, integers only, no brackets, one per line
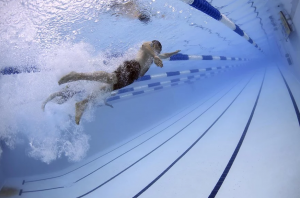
42,40,180,125
110,0,154,23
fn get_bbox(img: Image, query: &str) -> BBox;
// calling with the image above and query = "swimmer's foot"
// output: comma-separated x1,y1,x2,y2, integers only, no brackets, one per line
41,102,46,111
104,101,113,108
58,72,78,85
75,99,88,125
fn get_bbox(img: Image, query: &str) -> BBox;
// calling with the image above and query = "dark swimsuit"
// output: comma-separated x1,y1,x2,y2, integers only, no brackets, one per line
113,60,141,90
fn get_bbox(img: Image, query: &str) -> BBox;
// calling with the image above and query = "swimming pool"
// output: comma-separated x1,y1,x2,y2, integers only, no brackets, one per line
0,0,299,197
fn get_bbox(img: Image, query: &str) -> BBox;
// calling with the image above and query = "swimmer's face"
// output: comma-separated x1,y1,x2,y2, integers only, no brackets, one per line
151,40,162,54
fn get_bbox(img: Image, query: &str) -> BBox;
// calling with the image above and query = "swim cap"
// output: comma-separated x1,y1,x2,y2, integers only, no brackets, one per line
152,40,162,53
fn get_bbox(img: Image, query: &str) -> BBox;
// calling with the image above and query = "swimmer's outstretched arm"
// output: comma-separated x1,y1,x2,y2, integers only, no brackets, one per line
141,42,163,67
159,50,181,59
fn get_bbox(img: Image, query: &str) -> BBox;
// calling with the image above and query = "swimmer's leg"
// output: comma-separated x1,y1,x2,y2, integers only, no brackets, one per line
42,86,77,111
58,71,117,85
104,100,113,108
75,98,89,125
42,92,64,111
75,84,113,125
100,85,114,108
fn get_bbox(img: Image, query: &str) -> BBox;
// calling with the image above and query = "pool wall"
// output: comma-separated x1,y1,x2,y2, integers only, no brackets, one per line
269,0,300,76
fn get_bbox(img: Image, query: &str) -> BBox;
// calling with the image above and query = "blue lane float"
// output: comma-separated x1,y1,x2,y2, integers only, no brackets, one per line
108,64,242,101
180,0,263,52
167,54,249,61
108,71,212,102
135,64,240,82
0,66,40,75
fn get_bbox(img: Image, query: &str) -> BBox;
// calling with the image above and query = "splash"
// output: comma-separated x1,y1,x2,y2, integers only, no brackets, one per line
0,0,140,164
0,39,141,164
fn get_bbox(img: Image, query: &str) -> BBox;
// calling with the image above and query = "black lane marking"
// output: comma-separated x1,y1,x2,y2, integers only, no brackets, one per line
277,67,300,126
74,87,229,184
75,74,257,198
132,71,259,198
19,187,64,195
208,69,266,198
19,73,246,195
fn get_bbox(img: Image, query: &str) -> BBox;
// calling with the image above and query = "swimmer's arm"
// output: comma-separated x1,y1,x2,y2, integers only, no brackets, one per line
159,50,181,59
141,42,163,67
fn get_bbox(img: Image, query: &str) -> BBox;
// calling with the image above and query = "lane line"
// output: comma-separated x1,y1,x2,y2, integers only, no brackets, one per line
75,73,257,198
132,71,259,197
208,68,266,198
277,67,300,126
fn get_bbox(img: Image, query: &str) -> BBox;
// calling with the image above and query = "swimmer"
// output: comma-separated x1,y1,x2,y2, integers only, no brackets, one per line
110,0,153,23
54,40,180,125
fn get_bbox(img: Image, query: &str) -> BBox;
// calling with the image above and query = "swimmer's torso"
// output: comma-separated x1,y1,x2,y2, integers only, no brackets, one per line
135,47,154,77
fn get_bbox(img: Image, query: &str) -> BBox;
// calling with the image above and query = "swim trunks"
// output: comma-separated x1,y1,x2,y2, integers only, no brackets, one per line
113,60,141,90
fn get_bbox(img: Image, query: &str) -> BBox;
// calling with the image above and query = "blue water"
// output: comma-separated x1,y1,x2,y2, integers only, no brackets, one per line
1,0,299,197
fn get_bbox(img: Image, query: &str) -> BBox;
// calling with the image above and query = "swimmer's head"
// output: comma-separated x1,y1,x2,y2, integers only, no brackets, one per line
138,11,151,23
151,40,162,54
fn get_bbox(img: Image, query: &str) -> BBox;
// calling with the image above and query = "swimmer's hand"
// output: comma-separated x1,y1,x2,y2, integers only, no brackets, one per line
154,56,163,68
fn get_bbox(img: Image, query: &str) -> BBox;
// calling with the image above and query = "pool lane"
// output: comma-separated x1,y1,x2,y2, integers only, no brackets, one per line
17,69,246,193
72,70,261,198
129,70,265,198
215,65,300,198
17,69,257,198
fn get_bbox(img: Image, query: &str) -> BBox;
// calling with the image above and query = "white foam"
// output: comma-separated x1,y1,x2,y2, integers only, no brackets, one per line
0,40,140,164
0,0,140,164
